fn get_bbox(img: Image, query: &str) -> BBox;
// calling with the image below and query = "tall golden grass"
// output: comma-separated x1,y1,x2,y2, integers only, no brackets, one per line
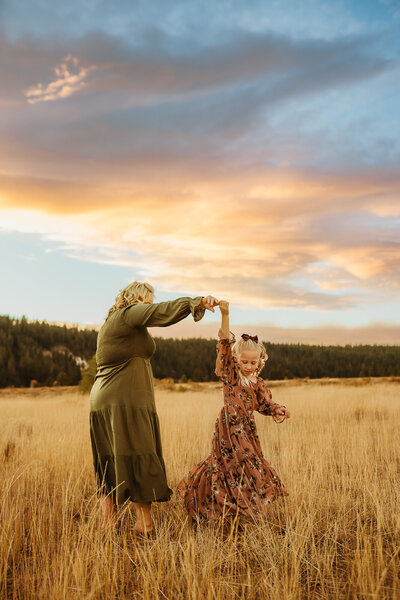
1,381,399,599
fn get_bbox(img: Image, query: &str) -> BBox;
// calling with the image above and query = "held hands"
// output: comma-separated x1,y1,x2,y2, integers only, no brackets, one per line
200,297,230,314
201,296,219,312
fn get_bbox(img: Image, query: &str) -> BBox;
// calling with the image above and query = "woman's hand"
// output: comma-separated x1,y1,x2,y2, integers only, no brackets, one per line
201,296,219,312
219,300,229,315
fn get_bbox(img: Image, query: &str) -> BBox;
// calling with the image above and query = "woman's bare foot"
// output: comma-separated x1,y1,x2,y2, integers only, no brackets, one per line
132,501,154,534
100,495,118,528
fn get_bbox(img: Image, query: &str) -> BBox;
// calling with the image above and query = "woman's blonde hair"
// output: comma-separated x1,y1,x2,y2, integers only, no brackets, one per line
232,336,268,385
106,281,154,319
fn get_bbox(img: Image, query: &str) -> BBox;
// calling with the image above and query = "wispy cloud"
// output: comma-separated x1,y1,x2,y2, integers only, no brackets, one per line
24,55,96,104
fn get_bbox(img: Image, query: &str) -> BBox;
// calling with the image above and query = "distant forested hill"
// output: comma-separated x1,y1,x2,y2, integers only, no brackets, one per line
0,316,97,387
152,338,400,381
1,315,400,388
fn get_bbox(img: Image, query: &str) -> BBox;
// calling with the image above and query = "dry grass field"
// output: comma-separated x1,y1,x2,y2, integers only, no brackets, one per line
1,380,399,599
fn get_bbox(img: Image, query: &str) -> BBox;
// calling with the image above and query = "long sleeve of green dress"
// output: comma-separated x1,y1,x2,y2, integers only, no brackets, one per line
89,295,206,505
122,296,205,328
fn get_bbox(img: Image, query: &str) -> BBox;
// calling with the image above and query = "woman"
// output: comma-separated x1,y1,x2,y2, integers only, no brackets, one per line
89,280,217,534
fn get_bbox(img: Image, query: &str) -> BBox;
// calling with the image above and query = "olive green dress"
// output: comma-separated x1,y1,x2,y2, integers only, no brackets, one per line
90,296,205,505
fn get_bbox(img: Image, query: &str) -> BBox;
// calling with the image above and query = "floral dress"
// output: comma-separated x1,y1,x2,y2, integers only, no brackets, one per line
178,335,288,519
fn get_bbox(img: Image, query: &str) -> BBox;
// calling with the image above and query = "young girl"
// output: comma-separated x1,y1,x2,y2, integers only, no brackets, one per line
178,300,290,520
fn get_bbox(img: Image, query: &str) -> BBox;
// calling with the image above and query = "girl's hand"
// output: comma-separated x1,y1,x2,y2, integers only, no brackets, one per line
219,300,229,315
201,296,219,312
274,407,290,421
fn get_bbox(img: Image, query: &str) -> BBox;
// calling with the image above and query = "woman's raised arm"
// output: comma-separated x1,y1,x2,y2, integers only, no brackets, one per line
123,296,218,328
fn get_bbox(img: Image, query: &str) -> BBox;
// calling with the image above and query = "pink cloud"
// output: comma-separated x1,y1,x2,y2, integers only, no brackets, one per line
24,55,96,104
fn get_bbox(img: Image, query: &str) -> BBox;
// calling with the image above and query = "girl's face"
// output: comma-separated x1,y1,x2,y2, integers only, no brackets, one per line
237,350,260,377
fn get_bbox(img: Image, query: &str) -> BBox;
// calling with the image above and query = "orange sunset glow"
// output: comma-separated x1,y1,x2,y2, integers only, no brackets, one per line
1,1,399,342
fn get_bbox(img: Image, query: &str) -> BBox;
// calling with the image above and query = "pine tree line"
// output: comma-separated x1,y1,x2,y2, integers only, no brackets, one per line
1,315,400,389
0,316,97,387
152,338,400,381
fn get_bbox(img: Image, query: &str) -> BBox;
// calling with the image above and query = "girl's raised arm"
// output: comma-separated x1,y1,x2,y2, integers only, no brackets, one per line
219,300,230,339
215,301,237,384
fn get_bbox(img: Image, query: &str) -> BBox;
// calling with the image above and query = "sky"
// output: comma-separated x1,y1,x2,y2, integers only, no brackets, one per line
1,0,400,344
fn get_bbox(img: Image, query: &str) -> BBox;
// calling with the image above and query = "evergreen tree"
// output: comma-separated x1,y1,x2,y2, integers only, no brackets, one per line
0,316,97,388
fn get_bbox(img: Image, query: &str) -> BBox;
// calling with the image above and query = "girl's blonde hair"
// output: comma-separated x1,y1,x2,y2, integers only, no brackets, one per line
232,336,268,385
106,281,154,319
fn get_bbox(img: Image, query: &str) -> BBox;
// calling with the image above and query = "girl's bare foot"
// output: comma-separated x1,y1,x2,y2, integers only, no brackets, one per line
176,479,187,499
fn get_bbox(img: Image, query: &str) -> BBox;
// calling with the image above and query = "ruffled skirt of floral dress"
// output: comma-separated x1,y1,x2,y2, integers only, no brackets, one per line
178,408,288,519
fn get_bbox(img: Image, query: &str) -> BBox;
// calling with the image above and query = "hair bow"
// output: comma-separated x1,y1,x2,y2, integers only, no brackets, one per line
241,333,258,343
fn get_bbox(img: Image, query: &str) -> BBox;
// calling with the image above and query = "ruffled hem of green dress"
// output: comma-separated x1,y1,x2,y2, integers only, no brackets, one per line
92,450,173,504
90,404,172,504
